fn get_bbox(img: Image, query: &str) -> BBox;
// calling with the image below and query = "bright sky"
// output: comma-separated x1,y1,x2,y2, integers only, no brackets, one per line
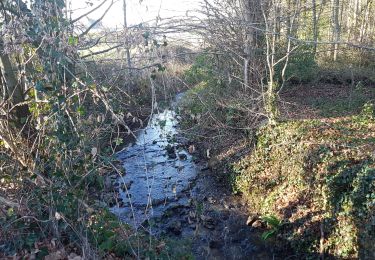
69,0,202,29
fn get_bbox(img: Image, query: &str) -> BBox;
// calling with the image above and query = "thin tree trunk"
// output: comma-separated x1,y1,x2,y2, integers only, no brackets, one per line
262,0,279,124
242,0,251,89
123,0,132,70
0,40,29,120
312,0,318,56
332,0,340,61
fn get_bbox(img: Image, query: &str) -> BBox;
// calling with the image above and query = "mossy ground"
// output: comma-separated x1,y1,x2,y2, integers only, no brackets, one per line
233,107,375,258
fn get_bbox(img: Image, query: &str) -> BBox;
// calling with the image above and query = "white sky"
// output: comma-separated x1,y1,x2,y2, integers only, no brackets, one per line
69,0,202,28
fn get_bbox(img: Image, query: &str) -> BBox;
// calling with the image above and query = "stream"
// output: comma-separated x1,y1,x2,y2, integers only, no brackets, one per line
110,95,274,259
111,94,197,231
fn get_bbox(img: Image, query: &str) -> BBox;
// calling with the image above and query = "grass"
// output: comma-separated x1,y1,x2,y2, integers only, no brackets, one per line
232,104,375,258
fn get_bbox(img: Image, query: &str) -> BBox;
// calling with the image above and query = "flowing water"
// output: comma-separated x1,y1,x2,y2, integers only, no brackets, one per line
110,95,197,231
110,95,274,259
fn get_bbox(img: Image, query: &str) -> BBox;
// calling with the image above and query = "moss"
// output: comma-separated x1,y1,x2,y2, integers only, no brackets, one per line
233,108,375,258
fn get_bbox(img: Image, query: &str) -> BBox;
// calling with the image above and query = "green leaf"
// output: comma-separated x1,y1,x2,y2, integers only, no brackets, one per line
99,238,114,251
7,207,14,217
20,117,27,124
156,63,166,72
77,106,85,116
113,138,123,146
68,36,78,46
142,31,150,39
261,229,276,240
36,247,49,260
261,215,281,228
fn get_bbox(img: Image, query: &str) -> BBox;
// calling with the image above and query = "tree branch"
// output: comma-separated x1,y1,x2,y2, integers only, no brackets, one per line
79,0,114,38
0,195,19,208
80,43,122,59
71,0,108,24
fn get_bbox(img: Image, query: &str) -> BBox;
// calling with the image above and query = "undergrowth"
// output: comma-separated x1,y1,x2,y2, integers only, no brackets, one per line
233,103,375,258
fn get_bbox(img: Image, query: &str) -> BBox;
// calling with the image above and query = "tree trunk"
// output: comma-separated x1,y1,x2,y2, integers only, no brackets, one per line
332,0,340,61
312,0,318,56
123,0,132,70
241,0,257,91
0,40,29,121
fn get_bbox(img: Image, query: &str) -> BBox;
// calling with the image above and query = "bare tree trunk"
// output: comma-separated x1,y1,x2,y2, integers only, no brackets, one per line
123,0,132,70
262,0,279,124
241,0,258,92
332,0,340,61
0,40,29,120
359,0,371,43
312,0,318,56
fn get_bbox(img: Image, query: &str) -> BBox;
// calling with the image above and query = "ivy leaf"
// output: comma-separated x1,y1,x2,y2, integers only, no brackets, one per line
68,36,78,46
77,106,85,116
156,63,166,72
153,39,159,47
7,207,14,217
142,31,150,39
113,138,123,146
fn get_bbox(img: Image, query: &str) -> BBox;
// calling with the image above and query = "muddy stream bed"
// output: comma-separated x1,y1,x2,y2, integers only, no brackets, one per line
109,95,274,259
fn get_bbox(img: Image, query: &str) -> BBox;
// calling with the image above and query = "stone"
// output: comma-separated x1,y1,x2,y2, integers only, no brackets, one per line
201,215,216,230
189,224,197,229
177,166,185,172
68,253,82,260
168,152,177,159
108,198,116,207
209,240,223,249
201,165,210,171
166,144,175,154
45,251,65,260
246,214,260,226
167,221,182,235
165,144,177,159
207,197,215,204
178,153,188,160
188,145,196,154
251,220,264,228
